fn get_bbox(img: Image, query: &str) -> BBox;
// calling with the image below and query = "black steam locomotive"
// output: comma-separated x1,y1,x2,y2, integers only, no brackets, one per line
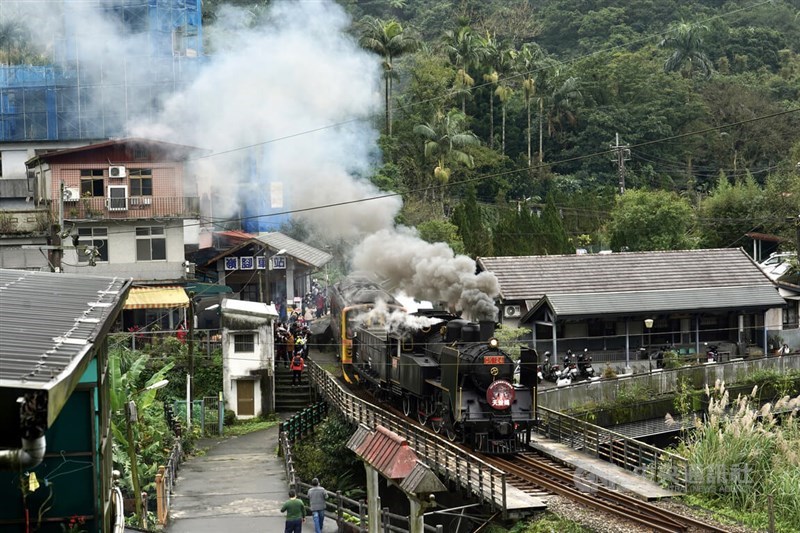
329,277,538,454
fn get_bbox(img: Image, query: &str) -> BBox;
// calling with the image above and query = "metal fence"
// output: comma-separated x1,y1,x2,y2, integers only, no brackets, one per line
536,405,689,491
154,441,183,525
280,418,444,533
306,361,509,515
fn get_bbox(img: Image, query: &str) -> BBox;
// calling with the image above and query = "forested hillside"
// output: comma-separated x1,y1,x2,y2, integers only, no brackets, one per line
211,0,799,255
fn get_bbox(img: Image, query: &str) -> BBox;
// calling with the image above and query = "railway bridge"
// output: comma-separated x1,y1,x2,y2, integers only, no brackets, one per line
303,361,547,518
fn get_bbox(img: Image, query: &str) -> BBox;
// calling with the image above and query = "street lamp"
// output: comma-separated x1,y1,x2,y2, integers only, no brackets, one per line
125,379,169,528
644,319,654,372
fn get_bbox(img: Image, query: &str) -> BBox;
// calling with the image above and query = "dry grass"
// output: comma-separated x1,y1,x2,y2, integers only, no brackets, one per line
674,380,800,531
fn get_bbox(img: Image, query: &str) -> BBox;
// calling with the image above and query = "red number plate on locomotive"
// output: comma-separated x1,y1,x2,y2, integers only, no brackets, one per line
483,355,504,365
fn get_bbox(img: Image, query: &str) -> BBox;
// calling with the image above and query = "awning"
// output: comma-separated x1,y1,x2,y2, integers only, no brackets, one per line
184,282,233,297
123,286,190,310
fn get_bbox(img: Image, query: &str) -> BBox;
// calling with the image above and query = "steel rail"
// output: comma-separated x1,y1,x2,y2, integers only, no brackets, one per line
491,455,687,533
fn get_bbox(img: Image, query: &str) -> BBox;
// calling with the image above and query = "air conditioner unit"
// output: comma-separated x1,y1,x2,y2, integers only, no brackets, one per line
109,165,127,178
504,305,521,318
63,187,80,202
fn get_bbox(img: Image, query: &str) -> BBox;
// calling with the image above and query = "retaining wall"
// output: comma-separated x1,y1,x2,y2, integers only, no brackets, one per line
537,354,800,413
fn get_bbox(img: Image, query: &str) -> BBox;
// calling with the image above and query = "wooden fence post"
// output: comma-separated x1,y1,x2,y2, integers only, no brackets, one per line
155,466,165,525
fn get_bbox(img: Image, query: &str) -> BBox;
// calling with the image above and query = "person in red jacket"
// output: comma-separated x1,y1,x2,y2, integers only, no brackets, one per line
290,352,305,386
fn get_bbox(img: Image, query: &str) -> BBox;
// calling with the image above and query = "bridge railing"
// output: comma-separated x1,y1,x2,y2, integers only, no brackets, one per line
536,405,689,491
306,361,509,514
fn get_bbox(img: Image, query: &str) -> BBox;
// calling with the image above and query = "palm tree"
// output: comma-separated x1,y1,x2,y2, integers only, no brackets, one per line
493,46,516,155
543,74,582,140
659,21,713,79
442,24,486,114
413,108,480,207
516,43,546,167
481,33,499,149
358,17,419,136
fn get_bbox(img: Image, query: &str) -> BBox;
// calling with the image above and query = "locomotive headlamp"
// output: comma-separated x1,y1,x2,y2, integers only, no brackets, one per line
488,337,499,349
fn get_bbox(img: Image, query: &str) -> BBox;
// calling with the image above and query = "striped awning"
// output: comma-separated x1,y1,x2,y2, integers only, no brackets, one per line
123,286,190,310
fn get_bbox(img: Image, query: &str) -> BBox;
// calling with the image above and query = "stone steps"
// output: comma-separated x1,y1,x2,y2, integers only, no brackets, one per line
274,367,312,412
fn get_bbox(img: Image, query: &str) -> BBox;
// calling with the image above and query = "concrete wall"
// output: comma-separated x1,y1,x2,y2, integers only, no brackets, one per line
538,354,800,412
222,322,275,418
62,220,186,280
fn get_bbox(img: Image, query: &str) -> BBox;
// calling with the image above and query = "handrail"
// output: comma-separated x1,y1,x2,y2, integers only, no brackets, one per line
110,485,125,533
305,361,508,512
536,405,689,491
154,441,183,525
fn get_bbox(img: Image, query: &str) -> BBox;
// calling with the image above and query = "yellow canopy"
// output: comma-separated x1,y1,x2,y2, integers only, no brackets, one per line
123,286,190,310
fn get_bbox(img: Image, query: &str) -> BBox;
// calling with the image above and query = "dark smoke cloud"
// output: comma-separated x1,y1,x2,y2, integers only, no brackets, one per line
350,227,500,321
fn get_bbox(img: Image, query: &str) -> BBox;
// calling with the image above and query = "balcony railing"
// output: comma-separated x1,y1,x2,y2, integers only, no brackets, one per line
62,196,199,221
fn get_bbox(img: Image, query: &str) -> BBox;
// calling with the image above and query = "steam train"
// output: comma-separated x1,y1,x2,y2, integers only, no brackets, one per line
328,276,538,454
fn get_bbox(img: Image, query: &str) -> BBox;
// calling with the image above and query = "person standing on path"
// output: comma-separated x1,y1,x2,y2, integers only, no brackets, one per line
307,478,327,533
280,489,305,533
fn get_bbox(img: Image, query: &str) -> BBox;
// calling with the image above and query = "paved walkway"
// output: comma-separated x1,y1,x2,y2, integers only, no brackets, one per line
165,424,338,532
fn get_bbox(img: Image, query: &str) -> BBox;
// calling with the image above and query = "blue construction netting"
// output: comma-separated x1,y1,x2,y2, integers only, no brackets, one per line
0,0,203,142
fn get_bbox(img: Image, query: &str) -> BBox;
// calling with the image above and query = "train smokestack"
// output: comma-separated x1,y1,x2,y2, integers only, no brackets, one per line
479,320,495,341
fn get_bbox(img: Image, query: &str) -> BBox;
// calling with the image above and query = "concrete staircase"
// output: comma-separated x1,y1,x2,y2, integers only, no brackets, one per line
274,366,312,413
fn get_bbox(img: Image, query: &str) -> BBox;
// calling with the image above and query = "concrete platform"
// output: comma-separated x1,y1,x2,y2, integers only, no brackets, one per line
530,437,677,501
504,483,548,514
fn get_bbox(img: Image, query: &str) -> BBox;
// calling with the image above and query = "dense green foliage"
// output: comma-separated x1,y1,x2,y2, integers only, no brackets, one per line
291,413,365,498
332,0,800,256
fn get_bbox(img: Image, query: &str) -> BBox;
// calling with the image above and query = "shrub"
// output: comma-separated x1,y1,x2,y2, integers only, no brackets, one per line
224,408,237,426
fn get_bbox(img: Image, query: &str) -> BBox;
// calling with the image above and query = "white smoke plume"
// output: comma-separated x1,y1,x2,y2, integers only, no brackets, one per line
1,0,500,318
355,300,444,335
128,1,402,240
351,227,500,321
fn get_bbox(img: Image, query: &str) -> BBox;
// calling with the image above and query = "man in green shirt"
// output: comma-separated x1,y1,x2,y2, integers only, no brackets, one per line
280,489,305,533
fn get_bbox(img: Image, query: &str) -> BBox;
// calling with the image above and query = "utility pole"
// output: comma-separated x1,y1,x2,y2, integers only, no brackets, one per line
186,292,195,430
48,182,66,272
610,133,631,195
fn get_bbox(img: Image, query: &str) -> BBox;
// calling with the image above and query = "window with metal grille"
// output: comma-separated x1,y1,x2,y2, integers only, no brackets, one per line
234,333,256,353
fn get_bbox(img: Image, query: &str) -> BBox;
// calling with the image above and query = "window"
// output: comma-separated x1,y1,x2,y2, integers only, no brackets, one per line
135,226,166,261
77,227,108,262
129,169,153,196
240,284,259,302
80,169,104,197
234,333,256,353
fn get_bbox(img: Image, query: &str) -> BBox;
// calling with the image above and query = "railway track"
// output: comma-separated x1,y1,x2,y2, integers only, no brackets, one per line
488,451,729,533
337,370,731,532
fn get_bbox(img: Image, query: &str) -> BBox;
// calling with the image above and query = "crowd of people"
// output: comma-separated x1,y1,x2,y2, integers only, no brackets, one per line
275,321,310,385
274,279,328,386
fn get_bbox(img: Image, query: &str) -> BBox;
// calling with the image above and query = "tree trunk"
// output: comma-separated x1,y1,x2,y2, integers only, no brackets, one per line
501,104,506,154
526,97,532,168
538,97,544,164
488,92,494,149
385,74,391,136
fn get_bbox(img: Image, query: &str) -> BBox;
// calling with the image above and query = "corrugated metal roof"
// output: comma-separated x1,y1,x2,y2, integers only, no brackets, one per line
478,248,774,301
539,286,786,319
201,232,332,269
0,268,131,426
255,233,333,269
